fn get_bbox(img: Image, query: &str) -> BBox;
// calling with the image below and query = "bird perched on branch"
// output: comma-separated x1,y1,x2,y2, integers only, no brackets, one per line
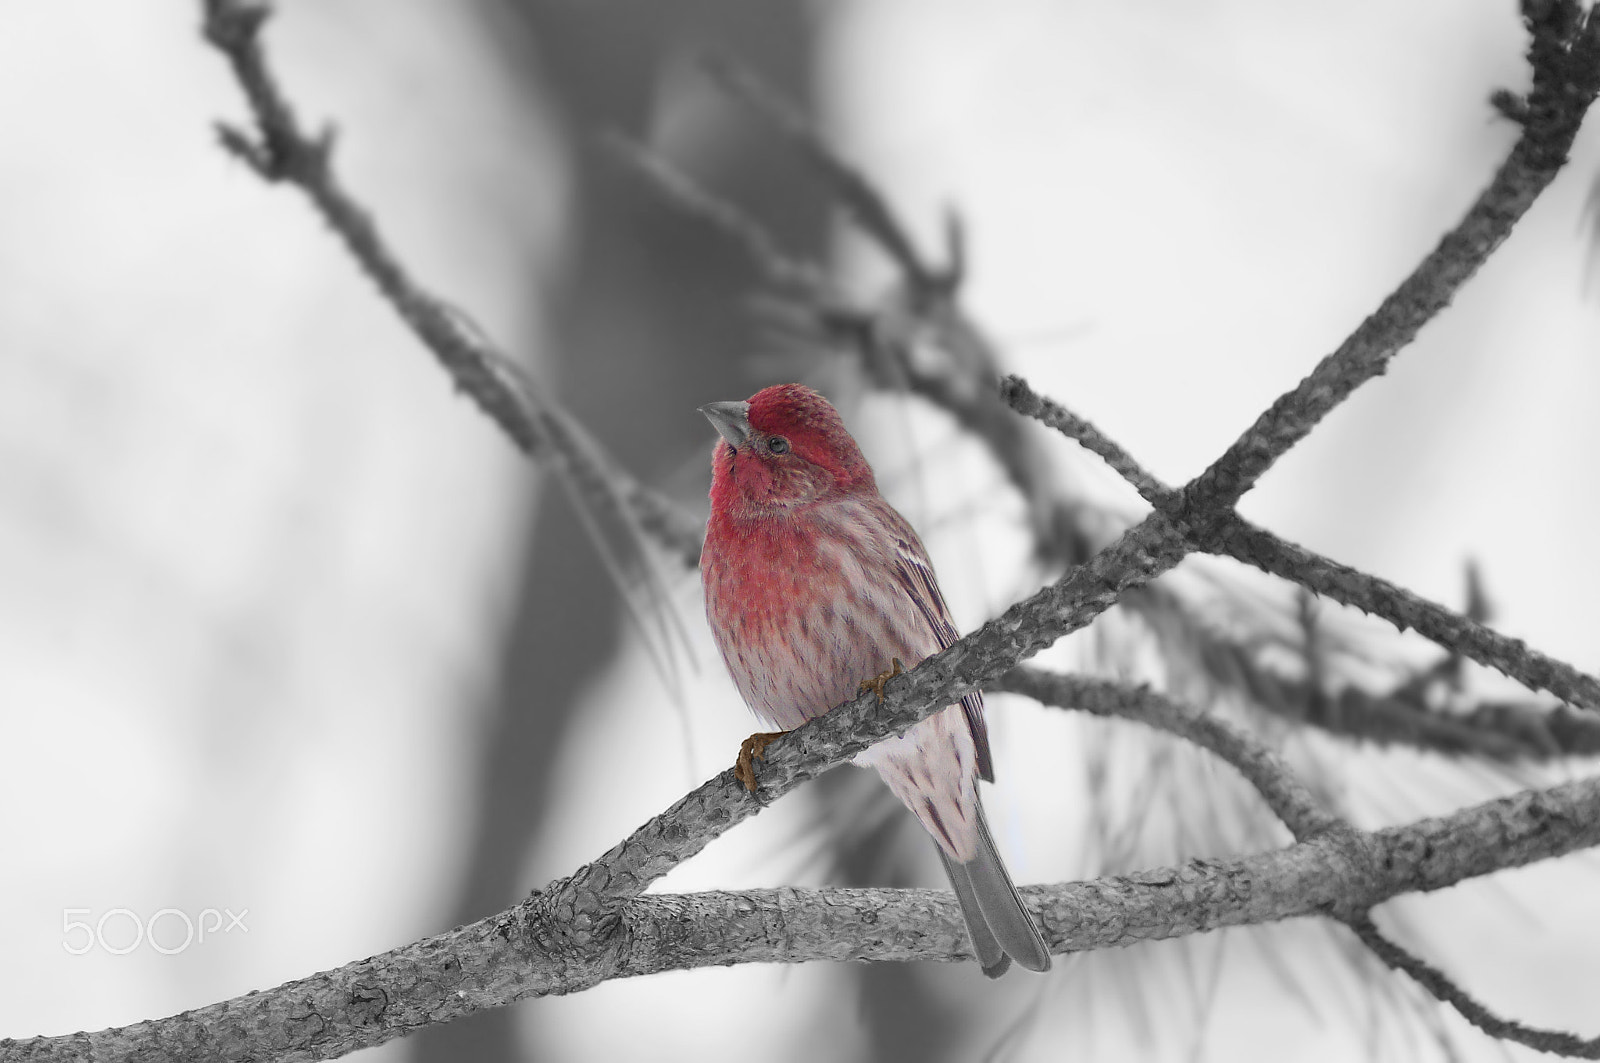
699,382,1050,977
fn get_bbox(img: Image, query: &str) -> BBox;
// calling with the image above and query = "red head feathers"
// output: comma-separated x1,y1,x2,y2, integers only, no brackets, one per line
701,384,876,512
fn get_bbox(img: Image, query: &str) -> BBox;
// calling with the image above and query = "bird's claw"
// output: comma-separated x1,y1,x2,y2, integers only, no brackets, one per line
735,730,788,792
859,658,905,704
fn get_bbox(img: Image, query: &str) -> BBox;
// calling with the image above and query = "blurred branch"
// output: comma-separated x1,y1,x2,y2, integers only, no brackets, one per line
1213,648,1600,759
998,669,1342,840
606,133,834,304
200,0,704,566
706,56,960,295
1212,520,1600,709
14,773,1600,1062
612,95,1102,563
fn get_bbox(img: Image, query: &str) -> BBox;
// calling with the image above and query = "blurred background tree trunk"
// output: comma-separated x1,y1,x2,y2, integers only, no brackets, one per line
412,3,835,1059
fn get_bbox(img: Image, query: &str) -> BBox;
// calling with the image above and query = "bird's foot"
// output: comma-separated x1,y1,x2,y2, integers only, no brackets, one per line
735,731,788,792
859,658,905,704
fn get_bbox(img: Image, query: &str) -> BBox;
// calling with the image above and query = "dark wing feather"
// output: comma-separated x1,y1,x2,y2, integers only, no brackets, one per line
890,534,995,783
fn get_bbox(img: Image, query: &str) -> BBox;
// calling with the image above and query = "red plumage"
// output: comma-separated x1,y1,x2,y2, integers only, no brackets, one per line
699,383,1050,976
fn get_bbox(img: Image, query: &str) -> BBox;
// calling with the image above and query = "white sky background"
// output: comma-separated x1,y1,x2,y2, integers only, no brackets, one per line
0,0,551,1048
1,2,1598,1062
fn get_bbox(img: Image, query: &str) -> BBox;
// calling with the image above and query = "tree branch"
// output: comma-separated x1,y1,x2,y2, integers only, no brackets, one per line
997,668,1342,841
1348,913,1600,1058
11,776,1599,1063
1002,373,1600,719
1169,0,1600,528
707,56,959,296
564,514,1196,905
203,0,539,454
200,0,705,568
1206,520,1600,711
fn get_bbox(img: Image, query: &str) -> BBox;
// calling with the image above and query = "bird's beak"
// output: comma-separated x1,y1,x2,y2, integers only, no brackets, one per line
699,400,752,447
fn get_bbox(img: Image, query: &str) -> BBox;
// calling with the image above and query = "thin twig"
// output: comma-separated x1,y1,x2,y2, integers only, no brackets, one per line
999,374,1166,507
998,668,1342,840
1348,914,1600,1058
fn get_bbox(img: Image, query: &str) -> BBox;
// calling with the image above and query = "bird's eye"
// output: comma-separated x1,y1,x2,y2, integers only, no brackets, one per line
767,436,790,455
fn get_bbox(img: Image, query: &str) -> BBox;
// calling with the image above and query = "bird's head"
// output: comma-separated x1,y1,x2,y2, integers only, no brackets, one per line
701,383,876,512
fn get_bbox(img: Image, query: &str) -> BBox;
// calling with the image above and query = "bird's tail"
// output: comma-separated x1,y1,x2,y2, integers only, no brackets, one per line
937,794,1051,978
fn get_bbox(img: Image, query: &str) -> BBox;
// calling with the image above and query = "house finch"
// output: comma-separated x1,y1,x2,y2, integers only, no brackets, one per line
699,383,1051,977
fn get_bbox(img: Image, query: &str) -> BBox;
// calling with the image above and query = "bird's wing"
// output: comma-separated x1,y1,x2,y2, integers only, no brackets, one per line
891,536,995,783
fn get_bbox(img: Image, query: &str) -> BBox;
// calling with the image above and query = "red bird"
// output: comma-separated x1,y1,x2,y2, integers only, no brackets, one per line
699,383,1050,977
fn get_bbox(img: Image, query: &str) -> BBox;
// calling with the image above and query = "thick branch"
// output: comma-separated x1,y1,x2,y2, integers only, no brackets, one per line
11,777,1599,1062
570,515,1194,903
